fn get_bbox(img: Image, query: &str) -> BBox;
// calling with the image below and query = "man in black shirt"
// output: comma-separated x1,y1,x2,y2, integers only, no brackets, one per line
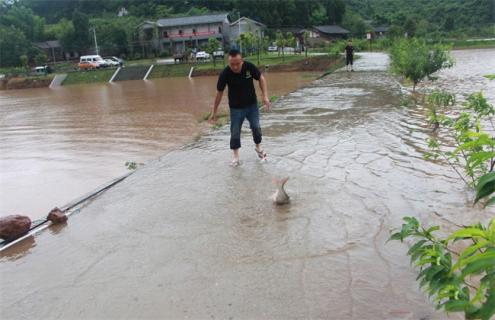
344,40,354,72
209,49,271,167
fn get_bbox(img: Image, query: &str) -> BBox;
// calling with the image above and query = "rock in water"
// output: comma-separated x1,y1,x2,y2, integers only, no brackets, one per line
272,177,290,205
47,207,68,224
0,215,31,241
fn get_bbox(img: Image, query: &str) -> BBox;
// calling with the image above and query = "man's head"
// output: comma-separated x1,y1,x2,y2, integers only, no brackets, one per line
348,40,352,44
228,49,243,73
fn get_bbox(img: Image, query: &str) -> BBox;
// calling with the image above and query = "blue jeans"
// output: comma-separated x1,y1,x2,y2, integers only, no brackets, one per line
230,104,262,150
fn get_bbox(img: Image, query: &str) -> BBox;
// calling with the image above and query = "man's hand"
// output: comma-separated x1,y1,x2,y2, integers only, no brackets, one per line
208,112,217,124
263,96,271,111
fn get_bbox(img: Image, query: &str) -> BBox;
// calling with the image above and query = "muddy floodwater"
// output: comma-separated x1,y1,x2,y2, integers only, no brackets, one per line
0,72,319,220
1,50,494,319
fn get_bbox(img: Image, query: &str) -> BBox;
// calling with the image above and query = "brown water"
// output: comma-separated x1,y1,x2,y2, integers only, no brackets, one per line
417,48,495,102
0,72,318,220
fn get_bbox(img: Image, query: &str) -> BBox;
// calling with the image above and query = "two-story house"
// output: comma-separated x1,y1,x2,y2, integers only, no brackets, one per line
139,13,231,54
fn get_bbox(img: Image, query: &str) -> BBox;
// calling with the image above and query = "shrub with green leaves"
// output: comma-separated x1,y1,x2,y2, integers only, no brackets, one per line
390,217,495,320
125,161,137,170
425,91,495,203
389,38,454,91
426,90,456,131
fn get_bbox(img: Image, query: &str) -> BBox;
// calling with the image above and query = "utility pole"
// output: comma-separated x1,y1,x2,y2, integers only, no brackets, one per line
238,11,242,53
257,30,260,66
92,27,99,55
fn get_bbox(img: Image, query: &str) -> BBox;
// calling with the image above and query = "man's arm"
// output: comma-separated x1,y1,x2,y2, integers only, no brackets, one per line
259,74,271,110
209,90,224,123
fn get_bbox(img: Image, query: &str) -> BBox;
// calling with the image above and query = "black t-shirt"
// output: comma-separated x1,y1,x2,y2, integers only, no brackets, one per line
217,61,261,109
345,45,354,56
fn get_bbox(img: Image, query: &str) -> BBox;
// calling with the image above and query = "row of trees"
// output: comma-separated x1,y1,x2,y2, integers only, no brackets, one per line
1,0,494,68
0,0,346,68
12,0,347,27
348,0,495,38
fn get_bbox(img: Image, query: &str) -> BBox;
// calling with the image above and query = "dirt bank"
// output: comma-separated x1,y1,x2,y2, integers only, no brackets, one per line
0,76,52,90
192,55,341,76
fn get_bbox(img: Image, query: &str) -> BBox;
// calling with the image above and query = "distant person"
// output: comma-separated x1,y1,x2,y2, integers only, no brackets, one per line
209,49,271,167
345,40,354,72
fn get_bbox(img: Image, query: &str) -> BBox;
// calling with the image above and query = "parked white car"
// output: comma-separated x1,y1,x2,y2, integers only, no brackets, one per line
213,49,224,58
104,56,124,66
267,46,278,52
195,51,210,60
105,59,120,67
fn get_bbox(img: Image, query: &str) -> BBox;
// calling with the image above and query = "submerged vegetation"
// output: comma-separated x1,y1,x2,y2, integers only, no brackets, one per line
391,74,495,319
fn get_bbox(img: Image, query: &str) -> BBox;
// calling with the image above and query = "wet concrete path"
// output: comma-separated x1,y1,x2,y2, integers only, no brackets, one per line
1,53,491,319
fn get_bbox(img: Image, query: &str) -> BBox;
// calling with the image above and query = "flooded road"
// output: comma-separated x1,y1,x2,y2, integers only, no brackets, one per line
1,51,494,319
0,72,318,220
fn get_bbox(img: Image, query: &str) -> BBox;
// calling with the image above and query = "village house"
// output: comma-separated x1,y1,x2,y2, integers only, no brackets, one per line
139,13,231,54
33,40,66,62
312,25,350,41
373,26,389,38
229,17,266,44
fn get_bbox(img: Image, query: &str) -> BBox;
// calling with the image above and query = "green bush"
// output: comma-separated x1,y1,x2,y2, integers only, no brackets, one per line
425,91,495,192
390,217,495,320
389,38,454,91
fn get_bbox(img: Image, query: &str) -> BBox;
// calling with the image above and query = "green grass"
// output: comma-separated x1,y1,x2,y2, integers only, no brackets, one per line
62,69,115,85
448,39,495,49
243,53,307,65
126,58,156,67
149,63,197,78
48,61,78,73
148,53,309,78
0,66,28,76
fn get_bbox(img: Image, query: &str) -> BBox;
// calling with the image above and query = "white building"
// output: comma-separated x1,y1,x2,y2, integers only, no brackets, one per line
229,17,266,45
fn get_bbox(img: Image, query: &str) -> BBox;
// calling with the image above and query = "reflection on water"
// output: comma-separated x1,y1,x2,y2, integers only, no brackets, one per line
0,72,318,220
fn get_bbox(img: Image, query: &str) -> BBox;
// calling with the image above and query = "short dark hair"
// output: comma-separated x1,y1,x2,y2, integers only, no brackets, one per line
228,49,241,57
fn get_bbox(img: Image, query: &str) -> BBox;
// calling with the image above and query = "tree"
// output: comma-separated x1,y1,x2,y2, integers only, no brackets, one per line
206,37,221,67
415,19,430,38
325,0,346,25
309,3,328,26
389,38,454,91
34,52,48,66
20,54,29,71
286,33,296,54
0,26,31,67
275,30,286,60
155,4,174,19
71,9,90,53
388,24,404,38
444,16,455,32
303,30,310,57
342,10,368,37
403,17,417,37
0,4,45,41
